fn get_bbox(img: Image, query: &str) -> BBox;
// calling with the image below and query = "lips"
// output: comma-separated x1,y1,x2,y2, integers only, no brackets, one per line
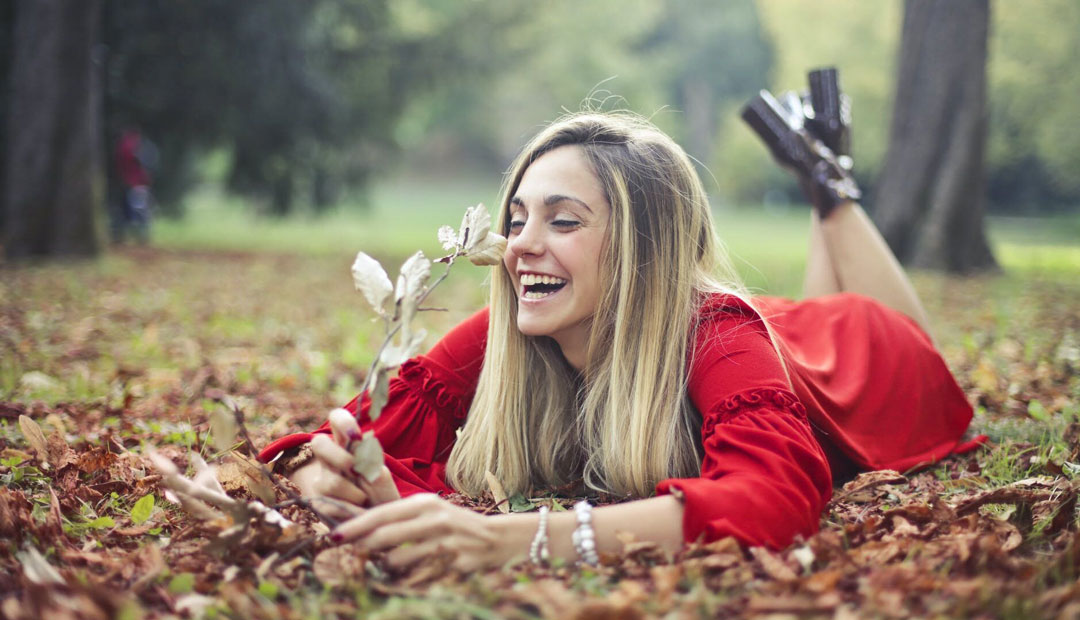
519,272,567,299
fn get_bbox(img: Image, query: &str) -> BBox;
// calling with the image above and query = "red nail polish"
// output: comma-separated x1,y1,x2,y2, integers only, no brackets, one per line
330,532,343,543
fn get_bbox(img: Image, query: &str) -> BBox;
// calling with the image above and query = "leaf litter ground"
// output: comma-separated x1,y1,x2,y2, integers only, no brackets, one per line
2,247,1079,619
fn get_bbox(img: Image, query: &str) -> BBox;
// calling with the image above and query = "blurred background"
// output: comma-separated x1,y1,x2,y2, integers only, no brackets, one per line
1,0,1078,274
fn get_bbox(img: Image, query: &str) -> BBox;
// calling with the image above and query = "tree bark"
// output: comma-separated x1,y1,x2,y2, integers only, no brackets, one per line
3,0,105,260
872,0,997,273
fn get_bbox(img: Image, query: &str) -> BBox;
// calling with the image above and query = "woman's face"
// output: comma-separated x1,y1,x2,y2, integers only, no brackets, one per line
504,145,611,362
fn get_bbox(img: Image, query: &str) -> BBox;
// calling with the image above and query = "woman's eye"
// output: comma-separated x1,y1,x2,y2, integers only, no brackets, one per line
508,220,525,233
552,219,580,229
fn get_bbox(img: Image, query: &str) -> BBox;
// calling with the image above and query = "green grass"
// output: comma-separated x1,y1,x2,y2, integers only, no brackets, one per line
154,177,505,260
154,178,1080,300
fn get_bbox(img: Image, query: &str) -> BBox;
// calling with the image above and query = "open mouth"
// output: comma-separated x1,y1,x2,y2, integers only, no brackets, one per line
521,273,567,300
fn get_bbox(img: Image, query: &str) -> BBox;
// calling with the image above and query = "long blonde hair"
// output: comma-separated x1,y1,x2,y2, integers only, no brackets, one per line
446,111,749,498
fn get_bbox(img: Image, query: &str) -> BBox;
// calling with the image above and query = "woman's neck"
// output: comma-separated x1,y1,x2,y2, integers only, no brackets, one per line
552,325,590,372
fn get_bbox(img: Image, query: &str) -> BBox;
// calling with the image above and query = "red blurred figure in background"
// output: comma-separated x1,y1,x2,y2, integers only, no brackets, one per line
112,127,157,244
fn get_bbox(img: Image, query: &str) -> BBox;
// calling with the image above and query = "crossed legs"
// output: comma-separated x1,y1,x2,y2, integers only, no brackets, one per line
802,201,932,336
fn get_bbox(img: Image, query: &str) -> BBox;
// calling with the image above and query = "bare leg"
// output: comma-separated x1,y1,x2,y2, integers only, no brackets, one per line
803,210,842,298
815,201,932,334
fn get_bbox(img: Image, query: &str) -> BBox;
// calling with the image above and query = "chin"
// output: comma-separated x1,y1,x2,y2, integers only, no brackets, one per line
515,319,552,338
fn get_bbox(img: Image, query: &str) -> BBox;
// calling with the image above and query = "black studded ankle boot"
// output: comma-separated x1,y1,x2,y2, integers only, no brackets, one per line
741,89,860,218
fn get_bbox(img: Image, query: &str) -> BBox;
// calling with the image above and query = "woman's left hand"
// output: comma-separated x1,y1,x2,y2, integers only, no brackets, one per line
330,493,510,572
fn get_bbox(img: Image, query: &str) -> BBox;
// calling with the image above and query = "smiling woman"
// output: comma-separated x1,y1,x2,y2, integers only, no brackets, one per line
260,107,985,572
504,146,610,369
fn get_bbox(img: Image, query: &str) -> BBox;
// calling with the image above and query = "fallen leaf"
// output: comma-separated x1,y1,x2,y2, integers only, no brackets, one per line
836,469,907,503
750,546,797,581
313,544,367,587
18,415,49,469
485,471,509,514
17,546,64,585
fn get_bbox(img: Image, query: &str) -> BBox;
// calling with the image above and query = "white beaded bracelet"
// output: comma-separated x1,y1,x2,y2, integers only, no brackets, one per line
529,505,550,566
571,500,599,567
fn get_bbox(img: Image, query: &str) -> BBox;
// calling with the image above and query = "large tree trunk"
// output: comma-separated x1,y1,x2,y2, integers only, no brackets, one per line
2,0,104,260
872,0,997,273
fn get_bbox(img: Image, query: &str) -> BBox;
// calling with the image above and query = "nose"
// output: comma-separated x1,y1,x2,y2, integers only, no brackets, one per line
508,219,544,258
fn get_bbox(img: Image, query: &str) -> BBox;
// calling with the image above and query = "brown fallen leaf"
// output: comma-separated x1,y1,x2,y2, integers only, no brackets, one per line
230,452,278,505
749,546,797,581
835,469,907,503
74,446,118,474
746,594,834,614
18,415,50,469
0,488,34,539
46,430,77,470
650,564,682,607
485,470,509,514
890,515,921,537
312,544,368,588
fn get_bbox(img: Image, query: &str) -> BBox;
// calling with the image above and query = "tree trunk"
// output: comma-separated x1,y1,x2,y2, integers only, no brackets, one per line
2,0,104,260
872,0,997,273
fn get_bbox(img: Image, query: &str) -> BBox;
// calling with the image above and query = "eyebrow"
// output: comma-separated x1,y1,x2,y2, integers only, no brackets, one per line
509,194,593,214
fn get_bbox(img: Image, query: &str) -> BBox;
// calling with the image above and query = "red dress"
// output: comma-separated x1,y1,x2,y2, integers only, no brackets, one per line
259,293,984,549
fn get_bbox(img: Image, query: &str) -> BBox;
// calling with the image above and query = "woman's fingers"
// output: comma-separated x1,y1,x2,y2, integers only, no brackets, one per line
326,495,500,573
358,465,401,505
314,467,369,506
328,408,362,446
384,538,459,570
332,493,441,542
357,509,451,552
293,456,370,506
310,496,365,520
312,435,398,505
311,434,361,476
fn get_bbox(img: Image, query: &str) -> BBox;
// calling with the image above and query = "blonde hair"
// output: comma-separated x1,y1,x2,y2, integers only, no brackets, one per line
446,111,751,498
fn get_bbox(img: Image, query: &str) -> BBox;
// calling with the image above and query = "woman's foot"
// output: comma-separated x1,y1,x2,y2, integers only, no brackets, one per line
805,67,853,168
741,68,861,219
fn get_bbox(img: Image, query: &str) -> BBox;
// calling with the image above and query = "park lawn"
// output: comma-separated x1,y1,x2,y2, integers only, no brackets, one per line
1,199,1079,617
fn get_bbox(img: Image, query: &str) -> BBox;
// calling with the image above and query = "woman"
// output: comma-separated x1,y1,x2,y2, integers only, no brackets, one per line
260,88,982,571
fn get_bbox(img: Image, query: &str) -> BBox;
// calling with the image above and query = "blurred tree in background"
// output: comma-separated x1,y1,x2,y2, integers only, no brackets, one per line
2,0,105,259
2,0,1079,261
0,0,13,236
740,0,1080,213
102,0,519,217
874,0,996,273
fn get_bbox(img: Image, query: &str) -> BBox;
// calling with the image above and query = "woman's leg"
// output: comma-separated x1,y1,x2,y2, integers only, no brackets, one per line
815,200,932,334
803,210,842,298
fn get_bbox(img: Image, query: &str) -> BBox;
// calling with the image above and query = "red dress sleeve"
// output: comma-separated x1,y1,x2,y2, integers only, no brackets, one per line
655,295,833,550
258,308,489,497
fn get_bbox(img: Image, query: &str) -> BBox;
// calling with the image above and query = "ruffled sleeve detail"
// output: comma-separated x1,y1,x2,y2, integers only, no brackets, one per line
708,387,808,429
258,308,490,497
397,359,469,421
657,388,832,550
656,294,833,550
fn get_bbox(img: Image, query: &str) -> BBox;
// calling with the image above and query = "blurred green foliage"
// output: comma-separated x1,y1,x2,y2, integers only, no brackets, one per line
3,0,1078,217
99,0,771,216
102,0,510,216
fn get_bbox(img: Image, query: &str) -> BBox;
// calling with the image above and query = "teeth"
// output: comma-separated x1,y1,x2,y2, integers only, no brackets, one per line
524,291,553,299
520,274,566,286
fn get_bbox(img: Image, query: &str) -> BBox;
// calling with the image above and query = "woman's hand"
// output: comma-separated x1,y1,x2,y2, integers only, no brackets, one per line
330,494,516,572
287,410,400,520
